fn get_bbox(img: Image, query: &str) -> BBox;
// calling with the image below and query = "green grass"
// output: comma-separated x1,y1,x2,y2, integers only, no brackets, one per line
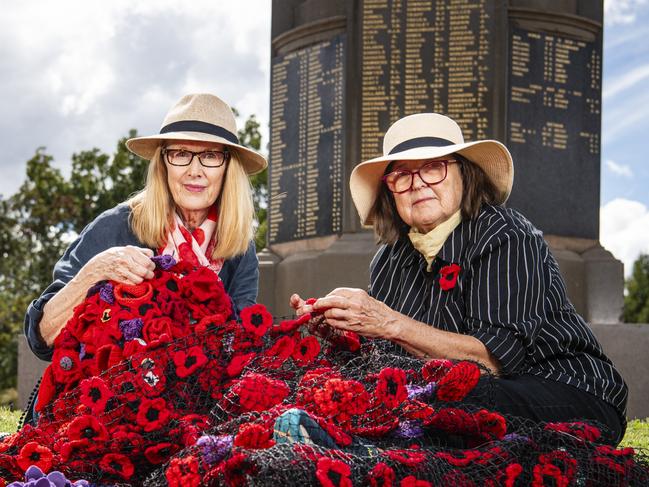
0,407,647,450
621,418,649,450
0,407,21,434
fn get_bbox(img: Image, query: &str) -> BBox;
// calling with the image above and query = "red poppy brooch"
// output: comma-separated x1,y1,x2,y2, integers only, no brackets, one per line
439,263,461,291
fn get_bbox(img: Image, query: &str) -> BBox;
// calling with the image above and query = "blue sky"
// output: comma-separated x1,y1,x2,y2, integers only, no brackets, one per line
0,0,648,273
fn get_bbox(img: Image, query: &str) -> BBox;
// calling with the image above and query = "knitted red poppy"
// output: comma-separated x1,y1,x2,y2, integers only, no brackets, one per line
79,376,114,415
99,453,135,480
292,335,321,367
240,303,274,337
438,263,461,291
436,361,480,402
315,457,352,487
16,442,53,473
375,367,408,408
367,462,396,487
234,423,275,449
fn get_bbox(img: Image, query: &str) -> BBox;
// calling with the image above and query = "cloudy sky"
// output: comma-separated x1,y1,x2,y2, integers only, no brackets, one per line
1,0,648,274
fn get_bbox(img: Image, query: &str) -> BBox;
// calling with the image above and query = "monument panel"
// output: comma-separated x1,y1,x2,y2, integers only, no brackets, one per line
506,26,601,238
269,34,345,245
360,0,499,161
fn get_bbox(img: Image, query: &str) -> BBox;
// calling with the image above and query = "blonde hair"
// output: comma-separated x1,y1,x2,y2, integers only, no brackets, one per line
128,147,254,259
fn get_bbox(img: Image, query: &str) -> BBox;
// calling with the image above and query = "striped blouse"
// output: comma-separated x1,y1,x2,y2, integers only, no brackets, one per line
368,204,628,417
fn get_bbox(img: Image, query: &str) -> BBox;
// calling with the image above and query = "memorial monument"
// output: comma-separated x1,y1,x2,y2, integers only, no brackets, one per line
260,0,623,324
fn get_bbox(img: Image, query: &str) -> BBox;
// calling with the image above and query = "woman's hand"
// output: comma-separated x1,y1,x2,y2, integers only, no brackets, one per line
82,245,156,285
312,288,399,340
289,293,314,316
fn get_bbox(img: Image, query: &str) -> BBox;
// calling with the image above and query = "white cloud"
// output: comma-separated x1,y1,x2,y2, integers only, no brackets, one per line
600,198,649,275
0,0,271,198
605,0,649,25
603,64,649,100
605,159,634,177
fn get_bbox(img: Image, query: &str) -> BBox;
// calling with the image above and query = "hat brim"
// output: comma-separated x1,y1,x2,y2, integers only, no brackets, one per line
350,140,514,226
126,132,268,175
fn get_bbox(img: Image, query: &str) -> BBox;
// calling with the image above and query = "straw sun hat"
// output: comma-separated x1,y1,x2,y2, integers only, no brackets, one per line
350,113,514,226
126,93,267,175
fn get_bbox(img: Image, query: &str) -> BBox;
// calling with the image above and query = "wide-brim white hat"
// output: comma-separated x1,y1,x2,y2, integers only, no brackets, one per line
350,113,514,225
126,93,267,175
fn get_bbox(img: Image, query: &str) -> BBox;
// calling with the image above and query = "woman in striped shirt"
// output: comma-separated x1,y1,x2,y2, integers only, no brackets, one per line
291,113,627,444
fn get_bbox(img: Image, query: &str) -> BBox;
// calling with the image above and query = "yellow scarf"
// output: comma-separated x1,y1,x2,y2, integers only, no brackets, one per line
408,210,462,272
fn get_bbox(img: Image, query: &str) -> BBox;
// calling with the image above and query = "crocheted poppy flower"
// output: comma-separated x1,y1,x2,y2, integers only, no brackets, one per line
67,415,109,442
53,327,80,350
384,448,426,467
532,462,569,487
114,282,154,307
436,449,483,467
136,397,171,432
292,335,321,366
375,367,408,408
421,358,453,383
313,378,370,424
438,263,461,291
79,376,114,414
143,317,174,343
474,409,507,440
111,427,145,456
228,373,290,413
367,462,396,487
315,457,352,487
273,313,312,335
426,408,476,435
16,442,54,473
227,352,256,377
436,361,480,402
328,330,361,353
99,453,135,480
401,476,432,487
144,442,181,465
234,423,276,449
545,421,602,442
262,335,296,369
180,266,227,305
198,364,226,400
296,367,339,407
538,450,577,482
165,455,202,487
241,304,273,337
51,349,82,385
172,345,208,378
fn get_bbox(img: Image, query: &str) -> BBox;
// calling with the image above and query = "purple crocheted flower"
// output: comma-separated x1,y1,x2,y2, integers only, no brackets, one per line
119,318,144,341
407,382,436,401
394,420,424,439
99,282,115,304
197,434,233,465
13,465,89,486
79,343,87,360
503,432,531,443
152,254,176,270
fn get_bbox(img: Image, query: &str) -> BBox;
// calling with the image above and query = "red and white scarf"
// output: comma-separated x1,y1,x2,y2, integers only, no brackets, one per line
159,206,224,274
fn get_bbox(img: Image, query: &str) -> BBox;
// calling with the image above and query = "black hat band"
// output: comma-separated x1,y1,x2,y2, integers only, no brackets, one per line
388,136,455,155
160,120,239,145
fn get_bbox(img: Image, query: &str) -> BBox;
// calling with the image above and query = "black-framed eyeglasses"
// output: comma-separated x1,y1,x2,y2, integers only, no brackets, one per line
162,148,230,168
382,159,456,194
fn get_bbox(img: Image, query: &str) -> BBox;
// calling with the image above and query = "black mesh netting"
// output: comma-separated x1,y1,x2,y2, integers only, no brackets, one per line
1,258,648,486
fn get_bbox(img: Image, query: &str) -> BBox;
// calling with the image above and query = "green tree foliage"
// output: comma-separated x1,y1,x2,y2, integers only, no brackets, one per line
624,253,649,323
236,113,268,251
